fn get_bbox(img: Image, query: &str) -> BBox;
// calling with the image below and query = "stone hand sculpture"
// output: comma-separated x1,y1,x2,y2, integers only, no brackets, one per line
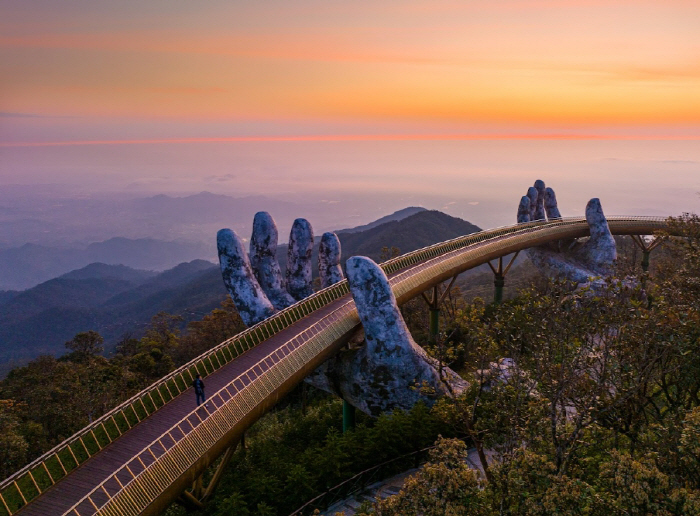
217,212,465,416
517,180,617,284
306,256,466,416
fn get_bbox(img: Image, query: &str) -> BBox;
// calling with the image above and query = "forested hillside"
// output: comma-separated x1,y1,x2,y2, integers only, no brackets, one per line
0,238,213,290
0,260,223,375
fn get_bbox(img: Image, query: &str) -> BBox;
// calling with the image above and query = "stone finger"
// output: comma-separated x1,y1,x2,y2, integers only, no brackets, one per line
544,187,562,220
319,232,344,288
345,256,458,415
249,211,295,310
286,218,315,301
217,229,276,326
527,187,538,221
577,198,616,275
517,195,531,223
534,179,546,220
346,256,414,357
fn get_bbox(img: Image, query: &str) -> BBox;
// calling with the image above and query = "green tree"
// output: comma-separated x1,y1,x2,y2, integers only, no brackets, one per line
0,400,29,478
595,451,700,515
178,298,246,364
357,438,487,516
64,330,104,361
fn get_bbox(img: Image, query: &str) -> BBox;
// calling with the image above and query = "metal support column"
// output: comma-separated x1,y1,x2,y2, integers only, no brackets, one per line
429,306,440,342
420,277,458,343
631,235,664,273
493,273,505,304
487,252,519,304
177,440,239,511
428,285,439,342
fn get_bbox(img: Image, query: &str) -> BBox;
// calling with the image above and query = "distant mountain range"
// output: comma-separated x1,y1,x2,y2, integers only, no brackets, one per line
0,209,481,376
0,238,213,290
0,260,221,376
0,205,435,291
1,188,484,253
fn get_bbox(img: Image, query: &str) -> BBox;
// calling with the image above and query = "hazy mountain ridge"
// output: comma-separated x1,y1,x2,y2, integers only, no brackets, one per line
59,262,158,283
0,191,443,249
0,194,437,290
337,210,481,261
0,238,212,290
0,209,481,376
336,206,427,234
0,291,19,305
0,263,225,377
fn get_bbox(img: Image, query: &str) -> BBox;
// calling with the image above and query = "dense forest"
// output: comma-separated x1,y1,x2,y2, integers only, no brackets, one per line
2,214,700,515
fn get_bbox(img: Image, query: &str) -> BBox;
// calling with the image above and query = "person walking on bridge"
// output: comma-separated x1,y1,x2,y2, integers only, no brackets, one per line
193,374,205,406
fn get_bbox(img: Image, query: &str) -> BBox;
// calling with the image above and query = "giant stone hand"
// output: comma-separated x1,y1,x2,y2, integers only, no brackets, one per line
217,212,465,416
306,256,466,416
517,180,616,284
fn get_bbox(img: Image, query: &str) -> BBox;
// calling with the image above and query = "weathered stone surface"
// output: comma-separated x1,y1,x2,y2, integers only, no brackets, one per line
526,247,594,284
286,218,315,301
517,181,617,285
318,232,344,288
217,229,275,326
573,198,617,275
249,211,295,310
544,187,561,219
526,187,538,221
306,257,466,416
517,196,531,224
534,179,546,220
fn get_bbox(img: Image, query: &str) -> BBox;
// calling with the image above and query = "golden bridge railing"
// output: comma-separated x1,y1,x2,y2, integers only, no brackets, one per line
0,216,669,515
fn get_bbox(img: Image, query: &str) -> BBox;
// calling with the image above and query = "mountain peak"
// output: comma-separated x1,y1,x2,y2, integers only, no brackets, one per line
336,206,427,234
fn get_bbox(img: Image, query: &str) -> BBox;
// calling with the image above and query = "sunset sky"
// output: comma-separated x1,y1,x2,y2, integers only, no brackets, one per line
3,0,699,136
1,0,699,224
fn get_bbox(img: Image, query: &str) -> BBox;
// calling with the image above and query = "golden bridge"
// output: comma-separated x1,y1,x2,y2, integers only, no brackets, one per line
0,216,671,516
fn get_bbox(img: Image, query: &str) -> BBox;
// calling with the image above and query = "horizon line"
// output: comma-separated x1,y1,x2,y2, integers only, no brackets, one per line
3,133,700,147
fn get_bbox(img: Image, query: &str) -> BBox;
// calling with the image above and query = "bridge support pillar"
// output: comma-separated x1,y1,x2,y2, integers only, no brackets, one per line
343,400,356,432
487,252,519,304
631,235,664,272
420,277,459,343
429,305,440,342
493,274,505,304
177,440,239,511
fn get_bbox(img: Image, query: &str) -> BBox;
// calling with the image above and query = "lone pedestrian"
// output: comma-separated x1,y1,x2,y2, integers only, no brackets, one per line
193,374,205,406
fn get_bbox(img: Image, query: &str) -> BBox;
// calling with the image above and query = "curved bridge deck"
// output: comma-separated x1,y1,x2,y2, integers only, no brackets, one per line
0,217,670,516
